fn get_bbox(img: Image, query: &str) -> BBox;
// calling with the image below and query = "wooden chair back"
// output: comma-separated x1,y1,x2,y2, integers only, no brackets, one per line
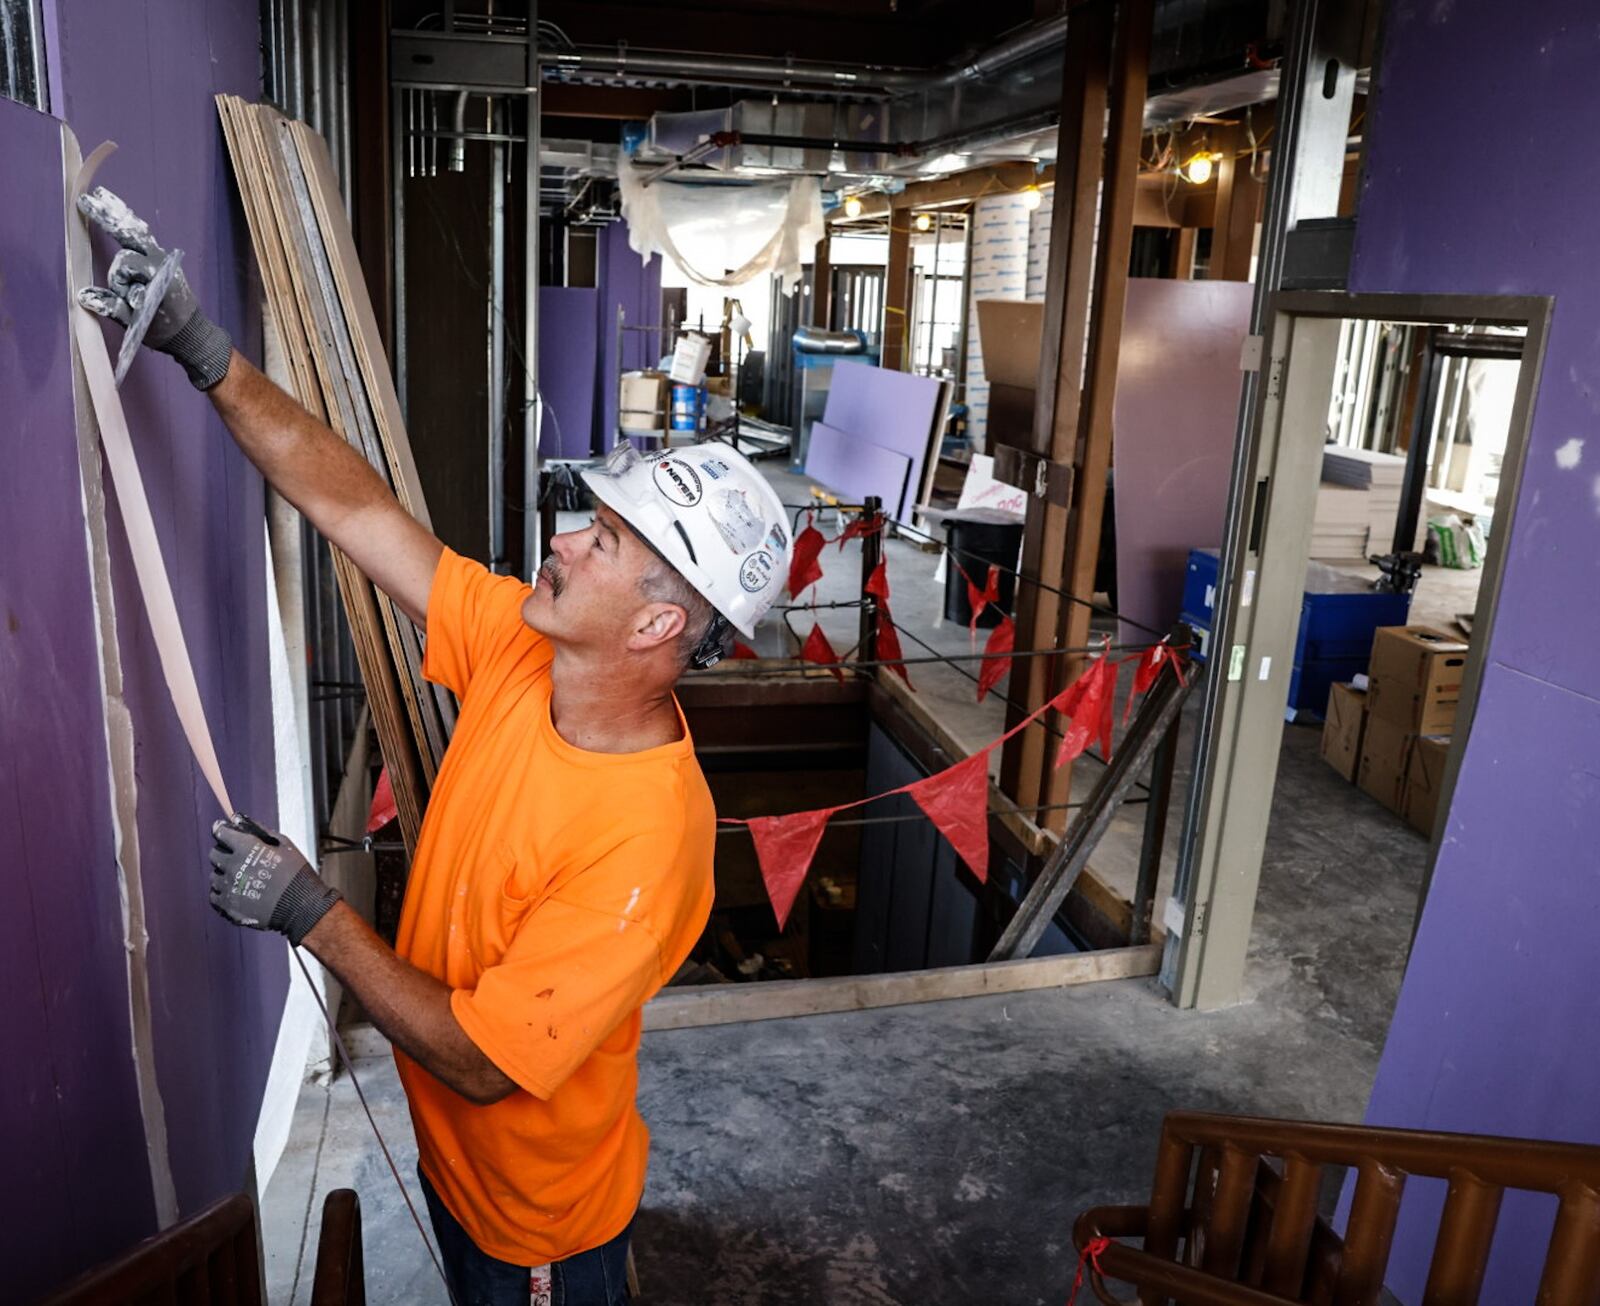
1073,1110,1600,1305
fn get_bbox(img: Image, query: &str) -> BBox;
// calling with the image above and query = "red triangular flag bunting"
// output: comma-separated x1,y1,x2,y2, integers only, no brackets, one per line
976,615,1015,702
731,640,759,660
874,608,912,686
908,752,991,881
801,623,844,681
865,559,891,605
1123,641,1189,722
749,807,836,930
967,564,1002,635
367,765,398,834
788,522,826,599
835,515,881,550
1054,655,1113,768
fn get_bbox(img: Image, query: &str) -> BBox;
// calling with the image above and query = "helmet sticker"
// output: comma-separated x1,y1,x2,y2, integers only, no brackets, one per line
698,457,731,481
653,457,703,507
766,524,789,555
739,549,775,593
708,487,764,554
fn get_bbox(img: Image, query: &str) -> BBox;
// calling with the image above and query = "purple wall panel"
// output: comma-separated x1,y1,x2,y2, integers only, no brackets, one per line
1338,4,1600,1296
0,98,158,1303
596,221,663,450
820,361,944,520
539,287,600,458
804,420,912,515
50,0,283,1218
1112,279,1253,641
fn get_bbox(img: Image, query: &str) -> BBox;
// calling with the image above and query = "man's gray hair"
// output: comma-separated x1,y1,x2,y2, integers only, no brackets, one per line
637,558,724,666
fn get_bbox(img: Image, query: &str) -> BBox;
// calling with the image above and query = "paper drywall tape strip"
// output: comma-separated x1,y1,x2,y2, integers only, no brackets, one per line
68,140,232,815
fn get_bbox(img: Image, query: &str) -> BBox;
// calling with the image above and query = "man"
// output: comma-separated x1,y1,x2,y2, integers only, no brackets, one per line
79,189,791,1305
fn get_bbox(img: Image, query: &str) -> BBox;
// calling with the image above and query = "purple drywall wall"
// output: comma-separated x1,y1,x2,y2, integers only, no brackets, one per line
540,286,600,458
47,0,283,1229
597,220,663,450
0,98,158,1303
1337,4,1600,1298
1112,279,1254,642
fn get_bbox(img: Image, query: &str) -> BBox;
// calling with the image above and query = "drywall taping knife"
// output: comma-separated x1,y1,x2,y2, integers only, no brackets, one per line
65,134,455,1303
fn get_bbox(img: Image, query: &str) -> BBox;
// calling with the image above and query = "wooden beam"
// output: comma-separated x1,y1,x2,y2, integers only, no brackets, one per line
1027,0,1154,832
991,663,1190,961
1172,226,1198,279
828,164,1056,225
999,0,1113,809
811,234,832,329
642,945,1162,1031
881,217,912,370
1211,122,1265,281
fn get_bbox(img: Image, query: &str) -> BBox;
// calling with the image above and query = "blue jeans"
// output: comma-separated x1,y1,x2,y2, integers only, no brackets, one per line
419,1167,633,1305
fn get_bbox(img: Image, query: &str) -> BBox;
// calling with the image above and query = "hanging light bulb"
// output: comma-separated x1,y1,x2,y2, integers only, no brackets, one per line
1183,151,1216,186
843,194,863,219
1020,184,1043,211
914,211,932,232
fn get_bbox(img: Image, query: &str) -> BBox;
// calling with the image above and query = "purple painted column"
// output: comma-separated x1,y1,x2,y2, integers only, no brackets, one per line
0,99,157,1301
539,286,600,458
1337,4,1600,1298
49,0,283,1219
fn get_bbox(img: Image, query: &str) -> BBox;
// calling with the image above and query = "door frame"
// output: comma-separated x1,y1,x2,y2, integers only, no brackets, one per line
1164,290,1554,1010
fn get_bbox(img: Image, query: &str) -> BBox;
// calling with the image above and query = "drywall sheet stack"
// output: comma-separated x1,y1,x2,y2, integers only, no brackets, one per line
1111,278,1255,641
807,360,946,520
218,95,451,852
1310,484,1373,559
1323,446,1408,553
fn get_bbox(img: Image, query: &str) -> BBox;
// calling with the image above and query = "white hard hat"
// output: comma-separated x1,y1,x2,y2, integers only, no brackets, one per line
581,441,791,647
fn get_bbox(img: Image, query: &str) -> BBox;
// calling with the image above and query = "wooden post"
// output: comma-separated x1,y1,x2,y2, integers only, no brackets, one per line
881,218,912,370
812,234,833,330
1211,122,1266,282
998,0,1113,805
1000,0,1153,831
1032,0,1154,830
1172,227,1198,280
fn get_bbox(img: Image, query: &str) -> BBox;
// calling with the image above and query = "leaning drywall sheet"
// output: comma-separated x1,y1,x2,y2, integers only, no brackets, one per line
0,99,157,1302
1112,277,1254,642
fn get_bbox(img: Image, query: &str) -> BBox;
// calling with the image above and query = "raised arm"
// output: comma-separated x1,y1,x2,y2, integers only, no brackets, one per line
206,353,441,626
76,187,441,626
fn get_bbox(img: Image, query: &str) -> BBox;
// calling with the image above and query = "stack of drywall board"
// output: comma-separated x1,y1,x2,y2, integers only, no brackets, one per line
217,95,451,852
1309,483,1373,559
1322,446,1408,554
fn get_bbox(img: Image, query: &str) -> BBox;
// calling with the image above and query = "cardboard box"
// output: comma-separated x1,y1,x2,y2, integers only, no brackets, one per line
985,383,1036,451
1357,713,1415,814
1402,735,1451,836
973,300,1042,388
1320,682,1367,783
1367,625,1469,734
619,369,668,437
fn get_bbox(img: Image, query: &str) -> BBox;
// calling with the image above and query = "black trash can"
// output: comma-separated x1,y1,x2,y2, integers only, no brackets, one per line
942,509,1025,627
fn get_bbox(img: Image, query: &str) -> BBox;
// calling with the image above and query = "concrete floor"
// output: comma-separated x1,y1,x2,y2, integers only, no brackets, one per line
262,460,1436,1302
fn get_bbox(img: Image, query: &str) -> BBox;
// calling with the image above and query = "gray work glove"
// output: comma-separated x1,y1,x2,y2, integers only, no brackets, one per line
209,815,341,946
77,186,234,391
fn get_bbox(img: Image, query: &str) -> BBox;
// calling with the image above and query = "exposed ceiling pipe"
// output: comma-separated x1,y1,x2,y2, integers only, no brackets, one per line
543,47,921,95
539,15,1069,97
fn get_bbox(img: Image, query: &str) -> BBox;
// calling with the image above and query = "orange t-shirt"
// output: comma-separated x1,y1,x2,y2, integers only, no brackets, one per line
394,548,715,1265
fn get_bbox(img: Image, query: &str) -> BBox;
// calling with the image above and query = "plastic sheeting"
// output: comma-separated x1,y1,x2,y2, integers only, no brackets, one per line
617,162,822,293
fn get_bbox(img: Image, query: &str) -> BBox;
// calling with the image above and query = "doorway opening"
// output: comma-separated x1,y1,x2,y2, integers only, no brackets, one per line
1168,291,1551,1012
